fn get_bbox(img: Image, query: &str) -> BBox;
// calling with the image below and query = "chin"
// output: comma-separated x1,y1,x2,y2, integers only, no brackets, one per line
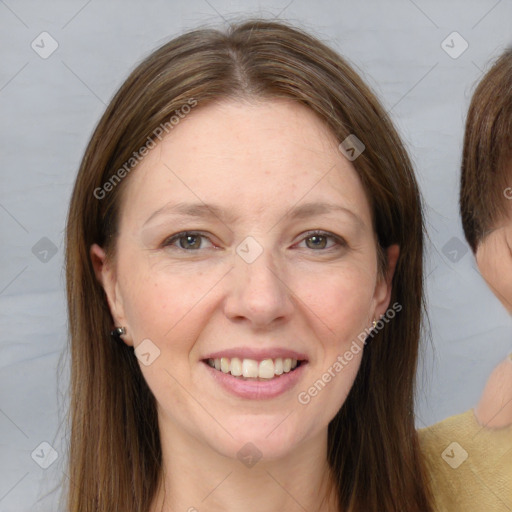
208,415,306,462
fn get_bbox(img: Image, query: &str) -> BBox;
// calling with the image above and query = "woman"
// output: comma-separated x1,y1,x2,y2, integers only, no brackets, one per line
65,18,448,511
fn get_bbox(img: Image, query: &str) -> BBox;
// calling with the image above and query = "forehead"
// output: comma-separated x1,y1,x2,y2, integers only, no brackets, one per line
119,98,373,230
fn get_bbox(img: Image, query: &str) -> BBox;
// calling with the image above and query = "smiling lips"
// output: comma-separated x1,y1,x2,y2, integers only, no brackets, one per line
202,348,309,398
204,354,308,399
207,357,300,379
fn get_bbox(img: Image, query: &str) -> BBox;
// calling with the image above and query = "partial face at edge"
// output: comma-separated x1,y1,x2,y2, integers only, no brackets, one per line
476,219,512,314
91,98,398,460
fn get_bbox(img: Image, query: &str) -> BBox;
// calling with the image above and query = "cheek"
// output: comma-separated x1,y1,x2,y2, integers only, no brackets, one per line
118,253,227,344
293,260,376,337
477,243,512,309
290,261,374,412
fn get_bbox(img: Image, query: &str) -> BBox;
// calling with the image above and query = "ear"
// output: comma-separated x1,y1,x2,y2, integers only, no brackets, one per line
90,243,133,346
372,244,400,319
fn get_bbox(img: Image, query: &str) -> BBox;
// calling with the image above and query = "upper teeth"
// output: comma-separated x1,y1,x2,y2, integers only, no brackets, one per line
207,357,298,378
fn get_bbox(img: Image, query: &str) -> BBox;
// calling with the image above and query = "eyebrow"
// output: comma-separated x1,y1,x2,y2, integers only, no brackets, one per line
143,201,364,228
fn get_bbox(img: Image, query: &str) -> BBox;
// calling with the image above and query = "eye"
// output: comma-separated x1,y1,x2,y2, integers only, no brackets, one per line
297,230,346,251
161,231,214,251
161,230,346,252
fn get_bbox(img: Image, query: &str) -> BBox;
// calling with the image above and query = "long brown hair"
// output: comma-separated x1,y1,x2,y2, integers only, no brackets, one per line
64,18,433,511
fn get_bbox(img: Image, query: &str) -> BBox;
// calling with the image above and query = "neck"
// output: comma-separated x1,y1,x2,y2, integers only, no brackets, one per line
149,415,339,512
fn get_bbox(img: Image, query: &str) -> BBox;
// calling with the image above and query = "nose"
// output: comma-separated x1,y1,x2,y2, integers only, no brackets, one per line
223,247,294,328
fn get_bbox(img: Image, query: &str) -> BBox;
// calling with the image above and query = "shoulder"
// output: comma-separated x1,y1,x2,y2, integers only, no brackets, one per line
417,409,512,511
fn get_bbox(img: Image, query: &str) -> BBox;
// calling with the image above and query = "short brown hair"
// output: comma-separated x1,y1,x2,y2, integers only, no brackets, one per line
460,47,512,252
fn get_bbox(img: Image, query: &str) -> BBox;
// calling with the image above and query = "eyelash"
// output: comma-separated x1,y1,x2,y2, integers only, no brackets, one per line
161,230,347,252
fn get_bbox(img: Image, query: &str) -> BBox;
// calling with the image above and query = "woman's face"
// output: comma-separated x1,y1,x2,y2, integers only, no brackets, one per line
92,98,397,461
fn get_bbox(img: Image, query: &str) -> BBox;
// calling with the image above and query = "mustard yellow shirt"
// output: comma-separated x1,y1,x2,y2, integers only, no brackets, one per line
418,409,512,511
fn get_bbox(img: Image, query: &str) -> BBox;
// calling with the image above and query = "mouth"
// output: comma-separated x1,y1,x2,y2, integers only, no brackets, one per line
203,357,307,381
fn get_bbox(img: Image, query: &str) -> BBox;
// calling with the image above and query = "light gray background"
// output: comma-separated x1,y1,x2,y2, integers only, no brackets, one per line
1,0,511,510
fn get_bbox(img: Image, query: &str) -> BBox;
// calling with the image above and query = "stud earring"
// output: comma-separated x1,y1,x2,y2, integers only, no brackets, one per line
110,326,126,338
372,319,377,330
